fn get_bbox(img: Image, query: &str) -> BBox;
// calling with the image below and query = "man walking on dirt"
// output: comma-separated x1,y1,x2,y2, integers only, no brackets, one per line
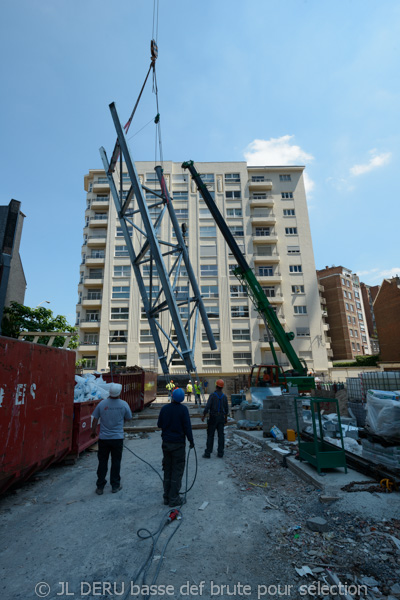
157,387,194,507
201,379,228,458
91,382,132,494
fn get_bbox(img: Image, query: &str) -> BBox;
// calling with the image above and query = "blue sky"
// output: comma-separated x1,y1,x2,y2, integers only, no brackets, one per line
1,0,399,324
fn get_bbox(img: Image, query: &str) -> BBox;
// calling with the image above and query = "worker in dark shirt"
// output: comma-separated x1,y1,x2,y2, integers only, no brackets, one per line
157,387,194,507
201,379,229,459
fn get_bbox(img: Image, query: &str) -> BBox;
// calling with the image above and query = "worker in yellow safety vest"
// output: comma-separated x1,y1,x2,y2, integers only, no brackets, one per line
166,380,175,399
186,381,193,402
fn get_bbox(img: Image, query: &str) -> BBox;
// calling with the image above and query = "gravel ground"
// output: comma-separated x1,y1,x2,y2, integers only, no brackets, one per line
1,422,400,600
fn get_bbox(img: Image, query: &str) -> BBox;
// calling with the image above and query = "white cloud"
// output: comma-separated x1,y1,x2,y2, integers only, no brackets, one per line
350,149,391,176
244,135,315,195
356,267,400,285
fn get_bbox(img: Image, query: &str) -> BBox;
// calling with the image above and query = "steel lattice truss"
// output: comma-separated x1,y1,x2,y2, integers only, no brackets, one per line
100,102,216,375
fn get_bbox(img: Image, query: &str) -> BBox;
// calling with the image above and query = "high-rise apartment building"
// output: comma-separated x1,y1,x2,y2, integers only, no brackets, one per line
76,162,331,377
316,266,371,361
360,282,380,355
373,277,400,365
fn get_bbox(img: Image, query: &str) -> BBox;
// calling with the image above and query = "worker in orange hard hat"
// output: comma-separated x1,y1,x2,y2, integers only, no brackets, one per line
201,379,229,458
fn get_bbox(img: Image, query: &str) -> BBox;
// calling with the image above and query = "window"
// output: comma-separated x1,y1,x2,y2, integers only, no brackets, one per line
202,353,221,366
88,268,103,279
109,330,127,343
280,175,291,182
358,312,363,321
82,356,97,369
287,246,300,254
200,173,214,183
108,354,127,367
140,329,153,343
350,304,354,312
174,286,189,300
291,285,305,294
294,306,307,314
201,264,218,277
253,193,266,199
145,172,159,182
344,291,348,298
87,290,101,300
201,285,219,298
112,286,130,299
259,266,273,277
362,335,367,343
360,324,365,331
83,333,99,345
230,285,247,298
296,327,310,337
289,265,302,273
349,329,353,337
115,245,129,257
233,352,252,365
346,280,350,287
348,292,352,299
232,329,251,341
347,315,352,323
97,177,108,184
142,264,159,276
352,316,356,324
281,192,293,199
173,191,188,201
200,226,217,238
351,342,356,350
116,226,133,237
205,305,219,319
114,265,131,277
90,250,105,259
283,209,295,216
354,330,358,338
251,175,265,182
172,173,189,183
226,191,241,200
202,328,220,342
345,303,349,310
175,208,188,219
200,244,217,257
228,264,237,275
226,208,243,217
144,285,160,300
285,227,298,235
86,311,99,322
225,173,240,183
199,208,213,219
356,301,361,309
356,343,360,352
354,291,360,299
257,246,273,256
229,226,244,237
111,307,129,320
255,227,270,236
231,305,249,318
341,278,346,285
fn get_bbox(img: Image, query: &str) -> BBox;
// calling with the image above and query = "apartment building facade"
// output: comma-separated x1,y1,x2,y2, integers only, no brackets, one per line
373,277,400,364
360,282,380,355
76,161,331,377
316,266,371,361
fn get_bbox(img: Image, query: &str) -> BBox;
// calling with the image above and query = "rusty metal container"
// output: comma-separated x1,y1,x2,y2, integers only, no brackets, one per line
70,399,100,458
0,336,75,495
102,370,157,412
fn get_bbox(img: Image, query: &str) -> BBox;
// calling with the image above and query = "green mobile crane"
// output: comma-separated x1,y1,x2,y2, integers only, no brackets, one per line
182,161,315,393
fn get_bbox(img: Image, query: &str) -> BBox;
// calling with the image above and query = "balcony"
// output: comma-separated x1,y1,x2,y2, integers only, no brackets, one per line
92,180,110,192
89,215,108,227
268,294,284,304
250,196,274,208
257,272,282,284
259,338,281,350
91,197,110,210
86,256,105,267
82,296,102,308
87,235,107,247
258,314,286,325
322,321,330,331
254,252,280,264
252,233,278,244
248,179,273,191
79,342,99,351
251,213,277,227
84,276,104,286
320,296,327,305
79,320,100,330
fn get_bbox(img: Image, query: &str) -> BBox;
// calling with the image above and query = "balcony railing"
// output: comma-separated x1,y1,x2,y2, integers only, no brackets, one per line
83,295,102,300
80,319,100,324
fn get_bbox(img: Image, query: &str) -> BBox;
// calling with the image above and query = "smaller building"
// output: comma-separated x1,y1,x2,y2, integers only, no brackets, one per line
360,282,380,355
373,277,400,365
316,266,371,361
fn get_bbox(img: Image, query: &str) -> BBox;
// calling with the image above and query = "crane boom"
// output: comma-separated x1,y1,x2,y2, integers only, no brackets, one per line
182,160,315,390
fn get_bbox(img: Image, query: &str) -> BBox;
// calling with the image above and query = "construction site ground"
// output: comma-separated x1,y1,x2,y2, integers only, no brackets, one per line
1,397,400,600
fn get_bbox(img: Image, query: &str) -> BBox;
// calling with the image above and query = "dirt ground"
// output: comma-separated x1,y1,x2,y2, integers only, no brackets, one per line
1,407,400,600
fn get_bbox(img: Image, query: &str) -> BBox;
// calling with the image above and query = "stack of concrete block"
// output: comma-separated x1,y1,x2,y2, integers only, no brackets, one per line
262,394,303,437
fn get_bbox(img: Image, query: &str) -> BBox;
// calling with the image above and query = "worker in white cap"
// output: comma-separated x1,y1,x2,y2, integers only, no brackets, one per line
91,382,132,495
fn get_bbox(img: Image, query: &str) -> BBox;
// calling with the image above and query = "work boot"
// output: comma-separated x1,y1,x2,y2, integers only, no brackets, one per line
217,454,224,458
169,496,186,508
203,453,210,459
95,488,104,495
112,485,123,493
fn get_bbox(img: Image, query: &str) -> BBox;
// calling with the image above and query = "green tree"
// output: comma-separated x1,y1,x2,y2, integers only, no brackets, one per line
1,301,79,349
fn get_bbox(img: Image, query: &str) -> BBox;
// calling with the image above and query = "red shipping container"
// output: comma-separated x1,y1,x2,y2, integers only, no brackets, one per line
0,336,75,495
69,399,101,458
102,370,157,412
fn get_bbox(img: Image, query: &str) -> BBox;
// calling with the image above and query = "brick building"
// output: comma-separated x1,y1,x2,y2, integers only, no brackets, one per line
373,277,400,364
360,282,380,355
316,266,371,361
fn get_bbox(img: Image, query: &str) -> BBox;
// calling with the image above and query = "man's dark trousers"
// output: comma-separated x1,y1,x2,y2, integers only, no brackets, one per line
97,439,123,489
205,414,225,457
162,442,186,504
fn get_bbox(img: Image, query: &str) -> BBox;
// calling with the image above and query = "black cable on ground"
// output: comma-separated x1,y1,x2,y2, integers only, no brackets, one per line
124,444,163,482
